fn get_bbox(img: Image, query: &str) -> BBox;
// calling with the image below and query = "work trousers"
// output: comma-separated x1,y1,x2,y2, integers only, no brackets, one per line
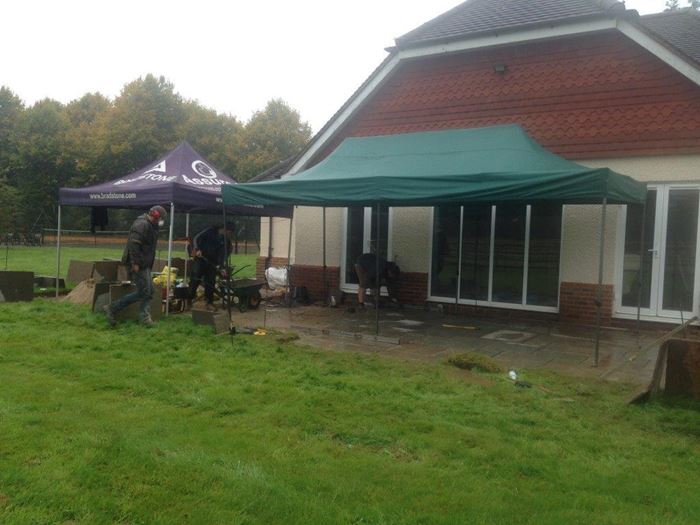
189,258,217,304
110,268,153,319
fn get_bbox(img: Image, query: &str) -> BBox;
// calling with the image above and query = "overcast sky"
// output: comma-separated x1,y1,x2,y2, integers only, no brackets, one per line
2,0,670,132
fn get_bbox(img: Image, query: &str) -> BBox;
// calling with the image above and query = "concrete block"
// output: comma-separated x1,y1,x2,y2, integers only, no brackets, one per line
93,261,120,282
192,309,230,335
109,283,162,322
66,260,95,285
0,271,34,302
34,276,66,289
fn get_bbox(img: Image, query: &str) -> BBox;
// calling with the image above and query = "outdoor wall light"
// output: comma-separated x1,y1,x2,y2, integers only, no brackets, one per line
492,63,507,74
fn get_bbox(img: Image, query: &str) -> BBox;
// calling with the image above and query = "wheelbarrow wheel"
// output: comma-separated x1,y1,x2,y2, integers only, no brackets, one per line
248,290,262,310
238,294,249,313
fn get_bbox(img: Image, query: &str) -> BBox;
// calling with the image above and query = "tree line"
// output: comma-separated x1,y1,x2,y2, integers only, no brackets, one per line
0,74,312,234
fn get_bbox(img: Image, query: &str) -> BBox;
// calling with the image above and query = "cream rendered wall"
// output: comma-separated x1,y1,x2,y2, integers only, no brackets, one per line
292,207,343,266
266,154,700,284
260,216,294,261
561,154,700,284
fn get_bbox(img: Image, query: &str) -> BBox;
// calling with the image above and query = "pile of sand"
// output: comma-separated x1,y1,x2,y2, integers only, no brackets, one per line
63,279,96,305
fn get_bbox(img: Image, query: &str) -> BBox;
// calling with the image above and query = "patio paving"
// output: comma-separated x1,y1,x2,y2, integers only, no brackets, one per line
231,303,670,385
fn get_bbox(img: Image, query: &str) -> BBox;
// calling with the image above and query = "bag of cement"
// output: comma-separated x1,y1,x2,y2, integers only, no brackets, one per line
265,267,288,289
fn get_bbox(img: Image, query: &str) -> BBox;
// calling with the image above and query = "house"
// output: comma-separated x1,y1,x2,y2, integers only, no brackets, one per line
255,0,700,326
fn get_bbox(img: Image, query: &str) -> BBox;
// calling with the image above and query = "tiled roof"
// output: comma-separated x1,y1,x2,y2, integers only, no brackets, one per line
395,0,630,48
248,156,298,182
637,9,700,66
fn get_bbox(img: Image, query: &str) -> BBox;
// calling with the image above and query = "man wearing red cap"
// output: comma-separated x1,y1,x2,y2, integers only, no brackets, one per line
103,205,166,327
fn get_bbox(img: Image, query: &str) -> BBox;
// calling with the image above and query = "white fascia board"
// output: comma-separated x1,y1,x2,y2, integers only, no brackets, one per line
289,54,402,174
617,20,700,88
398,18,617,60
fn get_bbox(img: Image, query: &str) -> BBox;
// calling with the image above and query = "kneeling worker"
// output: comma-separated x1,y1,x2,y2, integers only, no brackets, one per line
354,252,401,309
188,224,232,311
104,205,166,327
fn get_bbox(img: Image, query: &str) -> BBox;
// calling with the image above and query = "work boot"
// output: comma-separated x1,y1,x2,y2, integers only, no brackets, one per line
103,305,117,327
140,314,155,328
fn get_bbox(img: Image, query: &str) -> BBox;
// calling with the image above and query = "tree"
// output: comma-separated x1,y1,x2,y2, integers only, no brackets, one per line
180,101,243,177
236,99,312,181
0,86,24,183
94,75,185,180
65,92,111,185
665,0,680,10
690,0,699,9
13,99,74,229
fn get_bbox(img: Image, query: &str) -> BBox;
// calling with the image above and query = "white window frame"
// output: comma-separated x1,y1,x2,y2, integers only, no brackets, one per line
614,183,700,323
340,207,394,294
427,204,563,313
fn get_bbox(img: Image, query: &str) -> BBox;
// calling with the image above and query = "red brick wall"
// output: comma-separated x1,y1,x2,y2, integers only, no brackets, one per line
256,256,288,279
559,282,614,325
312,31,700,164
396,272,429,305
289,265,341,301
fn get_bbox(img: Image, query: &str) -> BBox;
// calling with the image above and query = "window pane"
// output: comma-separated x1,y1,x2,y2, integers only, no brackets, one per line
460,205,491,301
492,205,526,304
431,206,460,298
345,207,365,284
622,191,656,308
527,204,562,307
662,190,698,311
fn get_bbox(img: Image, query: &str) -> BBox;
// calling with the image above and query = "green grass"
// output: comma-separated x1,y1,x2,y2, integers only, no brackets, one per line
1,301,700,524
1,246,258,281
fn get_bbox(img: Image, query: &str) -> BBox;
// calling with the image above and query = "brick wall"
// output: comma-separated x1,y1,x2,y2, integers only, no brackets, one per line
256,256,288,280
559,282,614,326
396,272,429,305
311,31,700,165
289,265,341,301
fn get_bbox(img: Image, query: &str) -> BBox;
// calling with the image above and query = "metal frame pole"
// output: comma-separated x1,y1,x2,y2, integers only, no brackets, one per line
636,198,648,335
55,205,62,298
287,207,295,307
322,206,327,302
456,206,464,311
594,197,608,367
375,203,381,336
223,203,232,325
266,217,273,269
184,213,190,286
165,202,175,316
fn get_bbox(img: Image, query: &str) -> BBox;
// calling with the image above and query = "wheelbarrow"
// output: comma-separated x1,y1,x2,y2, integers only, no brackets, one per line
216,265,266,312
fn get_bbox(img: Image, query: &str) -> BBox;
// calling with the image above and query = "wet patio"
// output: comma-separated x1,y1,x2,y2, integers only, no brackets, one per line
232,304,668,385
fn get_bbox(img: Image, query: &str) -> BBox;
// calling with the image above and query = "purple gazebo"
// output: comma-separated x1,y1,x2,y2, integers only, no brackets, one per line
57,141,290,311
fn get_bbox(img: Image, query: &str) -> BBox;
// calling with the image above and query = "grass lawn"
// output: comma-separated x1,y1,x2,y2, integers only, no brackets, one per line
2,246,258,282
1,301,699,524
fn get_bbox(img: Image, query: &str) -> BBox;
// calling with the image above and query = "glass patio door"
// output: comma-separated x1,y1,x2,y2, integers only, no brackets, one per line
341,206,390,290
619,186,700,320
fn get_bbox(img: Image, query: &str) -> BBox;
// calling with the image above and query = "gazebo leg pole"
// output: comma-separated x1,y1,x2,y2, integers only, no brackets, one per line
287,207,295,308
184,213,190,286
55,205,61,298
223,203,232,326
322,206,327,303
636,200,647,336
594,197,608,367
375,203,381,337
165,203,175,316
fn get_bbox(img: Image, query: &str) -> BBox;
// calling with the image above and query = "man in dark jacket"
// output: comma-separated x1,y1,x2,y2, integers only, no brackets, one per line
188,225,232,310
354,252,401,308
103,205,166,327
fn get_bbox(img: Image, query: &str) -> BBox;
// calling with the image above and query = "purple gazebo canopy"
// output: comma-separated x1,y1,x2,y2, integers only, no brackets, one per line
59,141,291,217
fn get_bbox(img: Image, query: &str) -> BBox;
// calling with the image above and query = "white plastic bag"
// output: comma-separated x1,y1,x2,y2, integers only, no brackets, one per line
265,267,288,290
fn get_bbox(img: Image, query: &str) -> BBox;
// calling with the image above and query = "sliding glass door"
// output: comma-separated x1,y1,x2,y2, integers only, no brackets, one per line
430,204,563,311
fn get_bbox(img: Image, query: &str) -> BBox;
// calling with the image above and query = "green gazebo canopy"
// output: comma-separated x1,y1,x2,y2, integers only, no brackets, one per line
223,124,647,207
